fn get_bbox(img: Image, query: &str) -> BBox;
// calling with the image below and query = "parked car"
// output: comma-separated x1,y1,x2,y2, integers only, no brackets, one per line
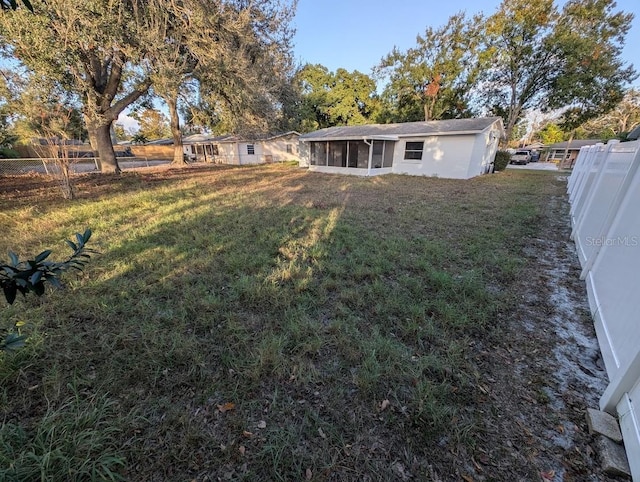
510,150,531,165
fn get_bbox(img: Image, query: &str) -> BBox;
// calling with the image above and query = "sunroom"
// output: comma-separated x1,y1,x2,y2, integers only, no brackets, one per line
308,137,397,176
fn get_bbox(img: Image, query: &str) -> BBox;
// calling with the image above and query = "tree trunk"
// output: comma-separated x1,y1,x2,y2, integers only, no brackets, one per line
503,110,521,149
564,131,575,169
94,122,121,174
166,95,186,165
86,123,101,171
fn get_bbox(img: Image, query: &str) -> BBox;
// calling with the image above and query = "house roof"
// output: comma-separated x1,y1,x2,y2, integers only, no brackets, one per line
249,131,301,141
145,138,173,145
546,139,602,150
299,117,504,141
182,131,300,144
627,126,640,141
182,134,238,144
523,142,546,150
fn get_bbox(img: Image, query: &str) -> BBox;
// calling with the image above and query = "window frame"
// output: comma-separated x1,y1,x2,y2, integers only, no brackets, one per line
403,141,424,161
247,144,255,155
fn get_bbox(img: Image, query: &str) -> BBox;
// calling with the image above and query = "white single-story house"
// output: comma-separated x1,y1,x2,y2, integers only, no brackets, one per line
182,131,301,165
298,117,505,179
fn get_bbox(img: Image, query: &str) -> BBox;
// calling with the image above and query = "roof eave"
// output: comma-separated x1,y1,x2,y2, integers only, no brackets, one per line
300,135,400,142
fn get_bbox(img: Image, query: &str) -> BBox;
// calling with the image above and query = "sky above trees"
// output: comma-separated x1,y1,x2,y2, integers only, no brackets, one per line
292,0,639,88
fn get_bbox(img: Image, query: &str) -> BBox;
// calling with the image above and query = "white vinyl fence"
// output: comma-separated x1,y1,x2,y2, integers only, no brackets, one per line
567,139,640,480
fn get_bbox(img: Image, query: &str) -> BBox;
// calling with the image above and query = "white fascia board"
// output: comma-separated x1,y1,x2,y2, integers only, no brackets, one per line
300,135,399,142
398,130,482,138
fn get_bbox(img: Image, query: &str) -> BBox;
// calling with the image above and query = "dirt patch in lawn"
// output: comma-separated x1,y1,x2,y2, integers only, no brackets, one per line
451,184,622,481
0,166,626,481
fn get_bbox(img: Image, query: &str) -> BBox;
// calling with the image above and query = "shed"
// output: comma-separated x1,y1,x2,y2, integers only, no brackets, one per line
298,117,504,179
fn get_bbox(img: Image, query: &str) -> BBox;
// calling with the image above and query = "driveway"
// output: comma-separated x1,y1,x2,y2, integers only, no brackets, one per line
507,162,559,171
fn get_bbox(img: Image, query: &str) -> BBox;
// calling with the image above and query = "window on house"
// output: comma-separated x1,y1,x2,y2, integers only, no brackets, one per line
247,144,255,155
286,144,293,154
190,146,196,154
404,141,424,160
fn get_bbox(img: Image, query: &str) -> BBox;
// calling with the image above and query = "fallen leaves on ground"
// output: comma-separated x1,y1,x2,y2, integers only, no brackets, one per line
217,402,235,413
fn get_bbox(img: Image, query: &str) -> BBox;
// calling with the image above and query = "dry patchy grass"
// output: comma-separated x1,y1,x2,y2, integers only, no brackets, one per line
0,164,563,481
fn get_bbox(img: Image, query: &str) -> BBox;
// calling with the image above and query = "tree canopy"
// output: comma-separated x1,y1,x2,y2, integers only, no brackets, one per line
577,88,640,139
131,108,171,141
479,0,636,141
376,12,483,123
0,0,296,172
290,64,379,132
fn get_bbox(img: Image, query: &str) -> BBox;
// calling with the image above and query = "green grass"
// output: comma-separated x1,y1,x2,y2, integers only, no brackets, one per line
0,165,560,480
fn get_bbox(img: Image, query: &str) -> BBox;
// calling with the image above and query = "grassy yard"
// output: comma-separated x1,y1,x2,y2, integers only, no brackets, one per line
0,164,558,480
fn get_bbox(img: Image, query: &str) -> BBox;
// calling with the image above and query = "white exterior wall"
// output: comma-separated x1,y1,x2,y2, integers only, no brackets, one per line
238,142,263,165
467,128,500,177
262,135,301,163
219,143,238,164
392,135,476,179
298,141,310,167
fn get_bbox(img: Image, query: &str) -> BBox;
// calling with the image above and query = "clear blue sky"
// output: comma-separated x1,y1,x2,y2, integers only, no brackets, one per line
292,0,640,86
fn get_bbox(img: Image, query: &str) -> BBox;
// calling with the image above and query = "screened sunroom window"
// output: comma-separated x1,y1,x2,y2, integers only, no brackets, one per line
328,141,347,167
348,141,369,168
371,141,384,168
383,142,395,167
311,142,327,165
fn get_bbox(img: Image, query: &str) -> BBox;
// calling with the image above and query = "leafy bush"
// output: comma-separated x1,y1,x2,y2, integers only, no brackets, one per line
493,150,511,171
0,148,19,159
0,229,94,350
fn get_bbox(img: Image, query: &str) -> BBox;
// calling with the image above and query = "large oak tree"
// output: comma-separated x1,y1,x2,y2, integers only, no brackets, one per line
480,0,636,142
0,1,155,173
0,0,296,172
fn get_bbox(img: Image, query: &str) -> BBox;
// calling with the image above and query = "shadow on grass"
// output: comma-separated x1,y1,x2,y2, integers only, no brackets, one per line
0,166,555,480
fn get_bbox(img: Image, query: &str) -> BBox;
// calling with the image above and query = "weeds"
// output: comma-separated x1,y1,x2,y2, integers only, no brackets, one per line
0,390,126,481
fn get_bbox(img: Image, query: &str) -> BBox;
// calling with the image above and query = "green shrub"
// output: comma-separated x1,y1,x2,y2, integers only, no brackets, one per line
1,229,94,350
493,150,511,172
0,148,19,159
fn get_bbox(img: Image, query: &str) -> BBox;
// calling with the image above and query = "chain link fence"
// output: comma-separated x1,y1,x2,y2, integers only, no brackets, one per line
0,157,171,176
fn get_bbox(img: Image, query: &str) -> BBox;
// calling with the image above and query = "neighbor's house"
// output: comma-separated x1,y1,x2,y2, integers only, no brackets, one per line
544,139,602,169
182,131,301,165
298,117,504,179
